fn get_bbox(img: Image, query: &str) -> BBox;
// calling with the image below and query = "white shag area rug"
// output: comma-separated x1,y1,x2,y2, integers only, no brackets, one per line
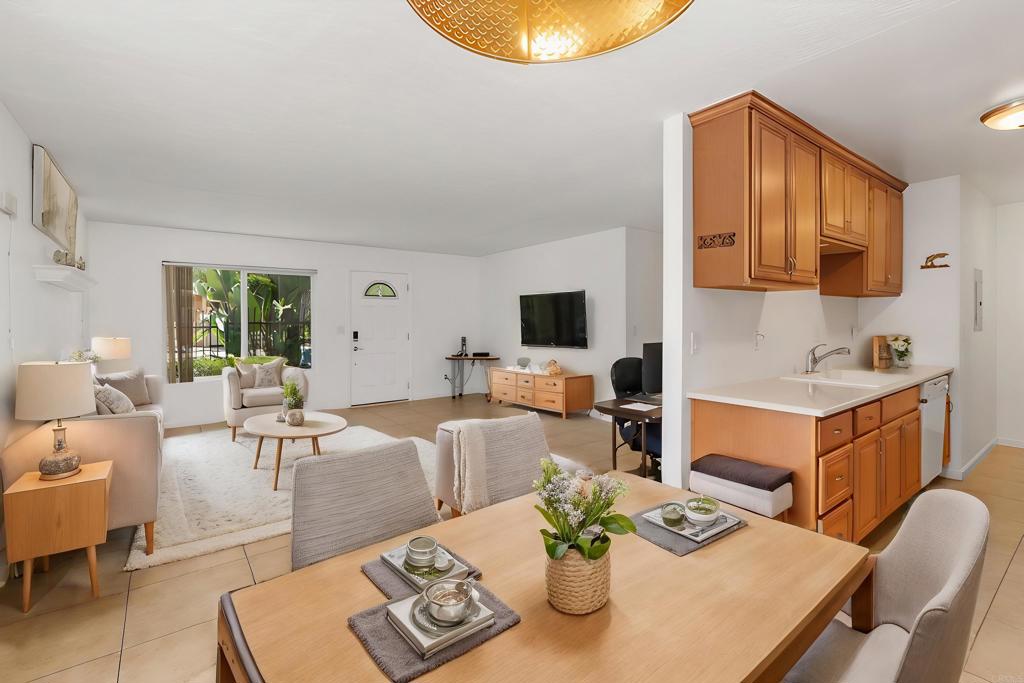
124,426,436,570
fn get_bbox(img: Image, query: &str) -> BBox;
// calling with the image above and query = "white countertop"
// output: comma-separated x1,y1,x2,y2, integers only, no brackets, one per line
686,365,953,417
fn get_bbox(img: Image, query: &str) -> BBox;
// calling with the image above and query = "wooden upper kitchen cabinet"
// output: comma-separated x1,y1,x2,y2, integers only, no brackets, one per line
821,151,869,247
690,91,906,296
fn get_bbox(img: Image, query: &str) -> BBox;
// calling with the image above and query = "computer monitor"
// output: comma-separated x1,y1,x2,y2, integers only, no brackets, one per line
642,342,662,395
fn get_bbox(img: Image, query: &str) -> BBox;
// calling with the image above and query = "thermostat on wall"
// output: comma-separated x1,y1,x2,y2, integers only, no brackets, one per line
0,191,16,217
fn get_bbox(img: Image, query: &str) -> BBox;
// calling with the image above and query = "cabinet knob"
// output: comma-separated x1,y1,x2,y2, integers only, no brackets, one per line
835,474,845,481
832,428,842,435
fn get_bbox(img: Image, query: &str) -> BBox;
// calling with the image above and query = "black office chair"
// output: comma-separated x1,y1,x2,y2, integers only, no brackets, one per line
610,357,644,454
610,357,663,477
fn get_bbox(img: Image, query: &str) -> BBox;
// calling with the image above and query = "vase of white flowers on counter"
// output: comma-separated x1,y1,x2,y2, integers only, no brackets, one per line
888,335,912,368
534,459,636,615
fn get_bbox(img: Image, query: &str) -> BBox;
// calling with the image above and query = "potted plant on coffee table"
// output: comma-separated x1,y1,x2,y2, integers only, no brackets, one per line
534,459,636,615
283,379,305,426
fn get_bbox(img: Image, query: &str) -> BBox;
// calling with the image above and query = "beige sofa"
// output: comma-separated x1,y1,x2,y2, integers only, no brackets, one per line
1,375,163,555
222,366,309,440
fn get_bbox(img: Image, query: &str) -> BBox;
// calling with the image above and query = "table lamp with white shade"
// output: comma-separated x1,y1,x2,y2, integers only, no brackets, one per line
91,336,132,373
15,361,96,480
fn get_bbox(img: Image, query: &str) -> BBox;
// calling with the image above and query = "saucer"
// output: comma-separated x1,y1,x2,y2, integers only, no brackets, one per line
409,594,481,636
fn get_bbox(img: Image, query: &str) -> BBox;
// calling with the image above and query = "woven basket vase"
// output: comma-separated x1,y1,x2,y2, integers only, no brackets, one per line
545,548,611,615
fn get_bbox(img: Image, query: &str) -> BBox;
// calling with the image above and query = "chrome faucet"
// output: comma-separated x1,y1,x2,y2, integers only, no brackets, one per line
805,344,851,374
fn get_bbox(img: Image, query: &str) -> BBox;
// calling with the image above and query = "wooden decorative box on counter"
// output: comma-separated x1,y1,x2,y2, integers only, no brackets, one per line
489,368,594,419
688,366,951,542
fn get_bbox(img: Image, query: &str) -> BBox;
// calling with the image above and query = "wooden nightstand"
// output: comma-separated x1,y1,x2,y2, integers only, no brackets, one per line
3,460,113,612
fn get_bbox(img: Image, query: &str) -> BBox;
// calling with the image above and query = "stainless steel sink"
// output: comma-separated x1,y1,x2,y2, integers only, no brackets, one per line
780,369,906,389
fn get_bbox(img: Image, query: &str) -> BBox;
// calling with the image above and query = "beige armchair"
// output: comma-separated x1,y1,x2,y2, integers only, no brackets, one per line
1,375,164,555
222,365,309,441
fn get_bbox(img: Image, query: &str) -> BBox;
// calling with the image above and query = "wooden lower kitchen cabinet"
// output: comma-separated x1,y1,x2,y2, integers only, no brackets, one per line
691,385,924,541
852,430,882,541
490,368,593,419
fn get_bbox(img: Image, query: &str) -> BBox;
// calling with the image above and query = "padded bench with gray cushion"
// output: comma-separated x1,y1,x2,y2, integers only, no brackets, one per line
690,454,793,519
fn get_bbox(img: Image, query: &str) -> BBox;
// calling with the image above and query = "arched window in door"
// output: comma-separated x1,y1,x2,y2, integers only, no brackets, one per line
364,281,397,298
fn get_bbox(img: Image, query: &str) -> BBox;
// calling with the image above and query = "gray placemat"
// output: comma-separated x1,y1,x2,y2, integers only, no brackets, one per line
348,583,520,683
361,549,482,600
630,505,748,556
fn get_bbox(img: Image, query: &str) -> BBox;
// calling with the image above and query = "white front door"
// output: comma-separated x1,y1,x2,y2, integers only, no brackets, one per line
350,271,411,405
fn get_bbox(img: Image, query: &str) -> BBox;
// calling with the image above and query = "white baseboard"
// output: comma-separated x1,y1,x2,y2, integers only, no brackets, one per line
941,438,997,480
996,437,1024,449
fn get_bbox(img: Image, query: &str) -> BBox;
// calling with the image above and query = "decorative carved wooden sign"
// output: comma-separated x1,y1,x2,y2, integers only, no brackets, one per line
697,232,736,249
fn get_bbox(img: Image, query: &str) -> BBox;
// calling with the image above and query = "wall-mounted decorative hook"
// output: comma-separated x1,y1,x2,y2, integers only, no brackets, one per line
754,330,765,351
920,252,950,269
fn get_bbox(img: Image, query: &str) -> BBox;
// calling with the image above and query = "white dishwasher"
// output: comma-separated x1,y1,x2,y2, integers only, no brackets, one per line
920,375,949,486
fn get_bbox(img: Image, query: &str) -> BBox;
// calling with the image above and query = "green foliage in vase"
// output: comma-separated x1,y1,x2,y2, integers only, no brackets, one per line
533,459,636,561
283,379,304,410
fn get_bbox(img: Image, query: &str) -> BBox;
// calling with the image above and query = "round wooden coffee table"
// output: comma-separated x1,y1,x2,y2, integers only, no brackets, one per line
243,411,348,490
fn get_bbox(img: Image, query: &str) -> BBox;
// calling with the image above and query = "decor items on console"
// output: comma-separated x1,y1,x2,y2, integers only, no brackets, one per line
534,459,636,615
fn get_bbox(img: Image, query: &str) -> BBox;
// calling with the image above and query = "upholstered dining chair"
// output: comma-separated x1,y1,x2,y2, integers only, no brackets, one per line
290,440,440,570
434,413,585,516
785,489,989,683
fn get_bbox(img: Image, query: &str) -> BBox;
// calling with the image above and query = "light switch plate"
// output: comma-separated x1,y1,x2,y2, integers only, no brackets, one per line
0,191,16,217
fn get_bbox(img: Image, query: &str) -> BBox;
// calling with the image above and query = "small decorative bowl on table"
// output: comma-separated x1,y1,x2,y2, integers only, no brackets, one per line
684,495,720,527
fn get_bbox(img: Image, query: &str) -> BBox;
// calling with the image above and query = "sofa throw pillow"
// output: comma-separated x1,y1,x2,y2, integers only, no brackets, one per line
255,357,285,388
235,361,257,389
95,384,136,415
95,368,151,406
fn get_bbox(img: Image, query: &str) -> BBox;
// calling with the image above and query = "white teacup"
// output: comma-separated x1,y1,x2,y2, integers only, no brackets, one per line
405,535,438,567
423,579,480,625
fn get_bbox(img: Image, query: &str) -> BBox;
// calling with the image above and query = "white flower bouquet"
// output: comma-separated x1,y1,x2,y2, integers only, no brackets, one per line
887,335,912,366
533,459,635,560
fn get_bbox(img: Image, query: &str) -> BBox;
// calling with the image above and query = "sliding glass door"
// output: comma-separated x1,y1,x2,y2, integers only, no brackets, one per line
246,271,312,368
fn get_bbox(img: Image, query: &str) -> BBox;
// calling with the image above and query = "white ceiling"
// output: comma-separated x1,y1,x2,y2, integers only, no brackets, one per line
0,0,1018,256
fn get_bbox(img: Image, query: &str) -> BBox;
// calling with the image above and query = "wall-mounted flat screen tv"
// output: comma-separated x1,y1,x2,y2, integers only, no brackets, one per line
520,290,588,348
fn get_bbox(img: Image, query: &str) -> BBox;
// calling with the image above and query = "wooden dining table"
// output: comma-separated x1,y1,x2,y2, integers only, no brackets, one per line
217,473,871,683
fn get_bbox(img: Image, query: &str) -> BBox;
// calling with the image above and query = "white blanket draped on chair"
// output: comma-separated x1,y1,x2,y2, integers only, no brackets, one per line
451,413,581,514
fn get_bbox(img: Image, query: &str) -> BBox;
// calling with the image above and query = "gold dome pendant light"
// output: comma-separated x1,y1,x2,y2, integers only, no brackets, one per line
406,0,695,64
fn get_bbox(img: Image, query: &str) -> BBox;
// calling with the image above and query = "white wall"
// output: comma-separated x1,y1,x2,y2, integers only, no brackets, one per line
625,228,663,358
0,101,89,451
958,180,998,470
478,227,662,404
997,202,1024,447
86,222,484,427
854,176,964,469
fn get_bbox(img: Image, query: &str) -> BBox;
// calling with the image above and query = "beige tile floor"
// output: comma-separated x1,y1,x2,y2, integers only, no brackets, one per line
0,395,1020,682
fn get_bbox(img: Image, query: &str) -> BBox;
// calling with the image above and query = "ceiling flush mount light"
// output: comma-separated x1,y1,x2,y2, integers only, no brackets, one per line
981,99,1024,130
406,0,695,64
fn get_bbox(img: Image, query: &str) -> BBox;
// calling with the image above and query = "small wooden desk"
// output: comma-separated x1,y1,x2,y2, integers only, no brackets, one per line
594,398,663,479
218,474,870,683
445,355,500,399
3,461,112,612
243,412,348,490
